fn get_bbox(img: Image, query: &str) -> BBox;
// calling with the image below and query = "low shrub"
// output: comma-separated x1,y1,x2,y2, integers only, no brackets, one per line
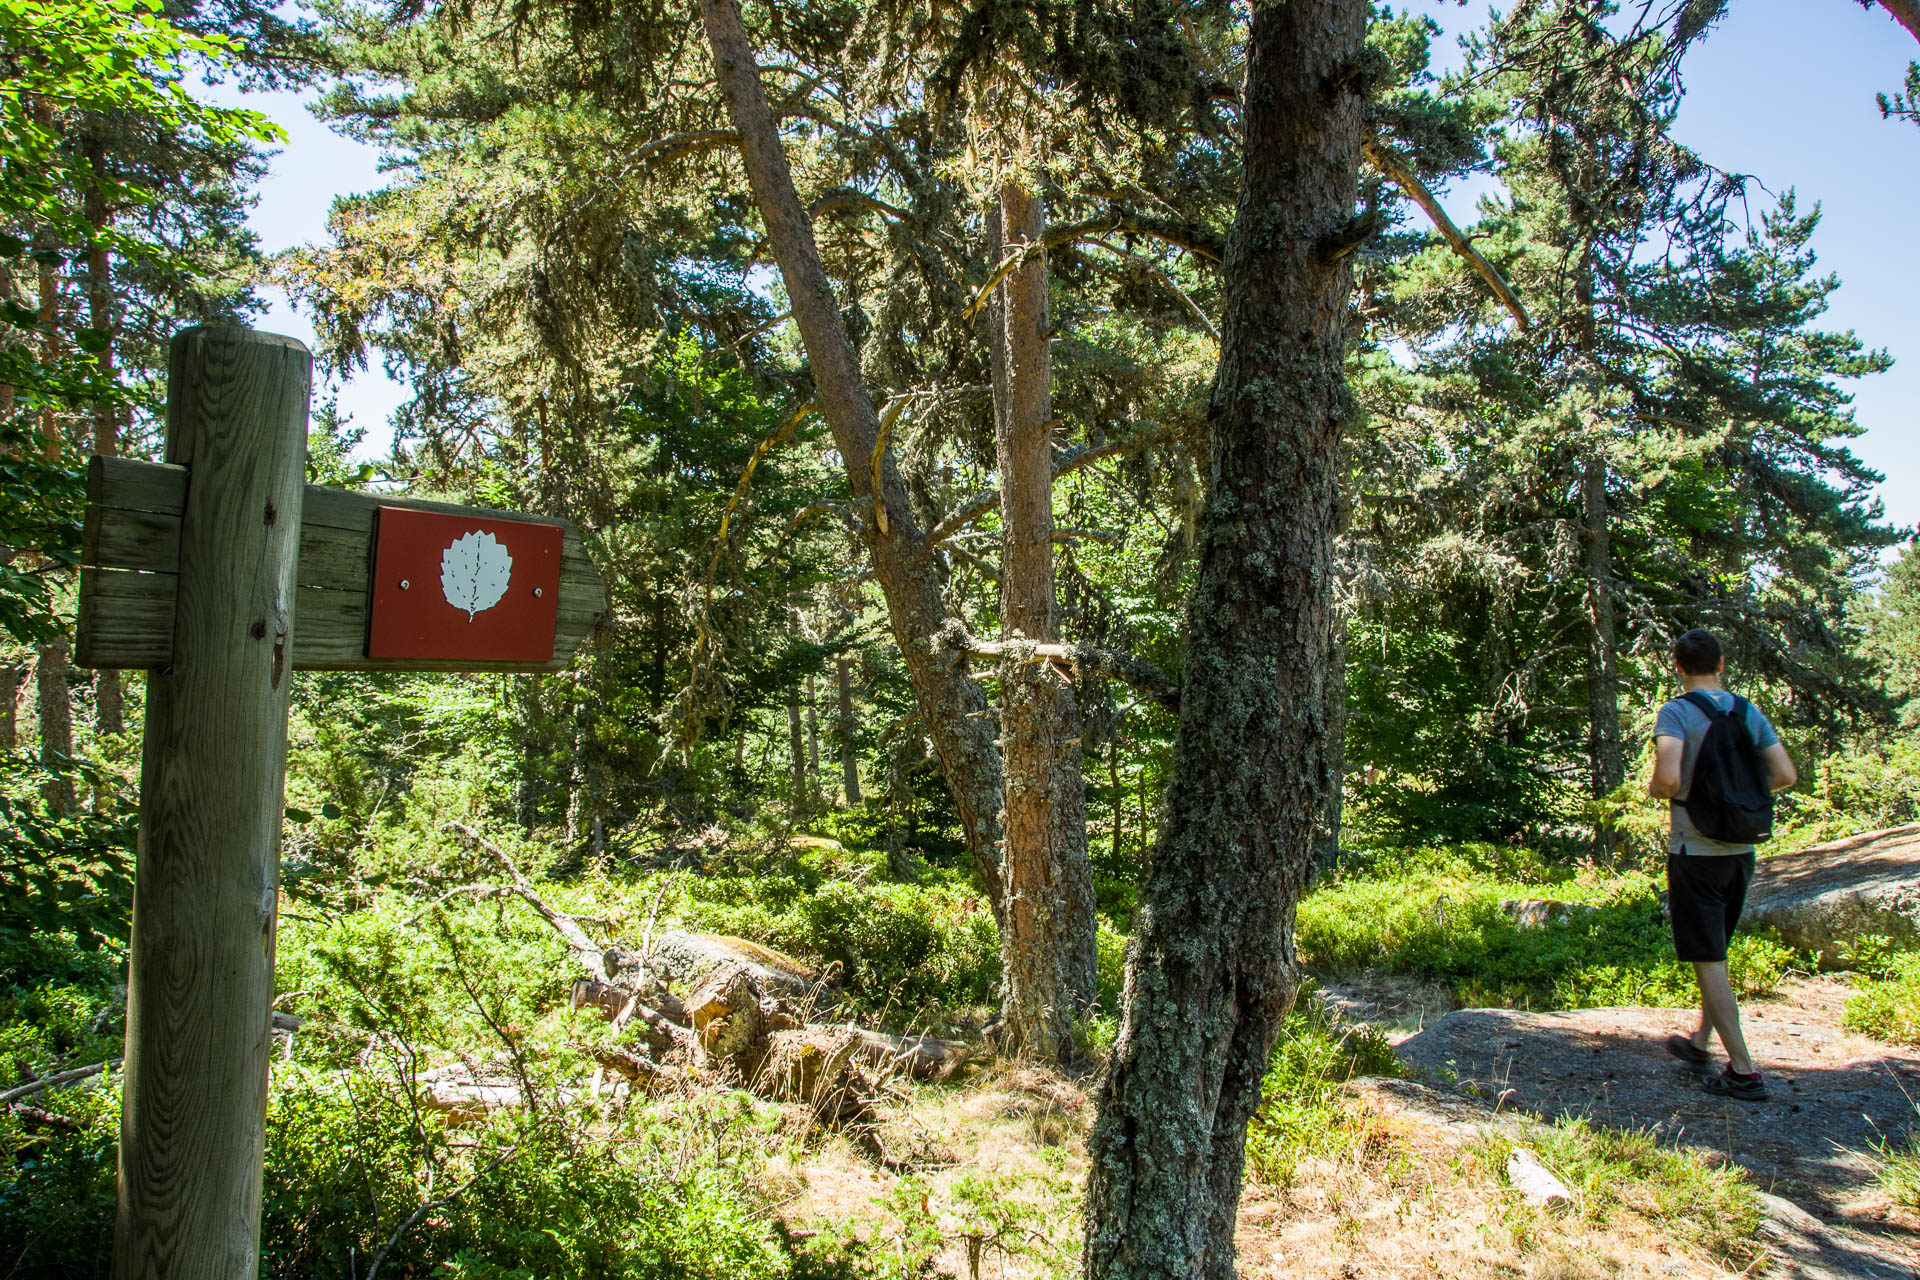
1244,994,1404,1187
1845,949,1920,1046
1298,855,1799,1010
681,869,1000,1021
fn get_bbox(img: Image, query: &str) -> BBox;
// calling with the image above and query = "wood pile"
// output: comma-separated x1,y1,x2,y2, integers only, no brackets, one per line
412,823,973,1160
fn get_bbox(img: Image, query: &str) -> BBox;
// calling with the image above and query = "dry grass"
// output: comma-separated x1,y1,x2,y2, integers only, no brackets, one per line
750,1059,1768,1280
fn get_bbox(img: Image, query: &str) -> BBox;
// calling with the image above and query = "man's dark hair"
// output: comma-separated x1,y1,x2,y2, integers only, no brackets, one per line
1672,628,1723,676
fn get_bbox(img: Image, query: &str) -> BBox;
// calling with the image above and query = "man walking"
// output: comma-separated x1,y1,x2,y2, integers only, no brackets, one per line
1647,628,1797,1102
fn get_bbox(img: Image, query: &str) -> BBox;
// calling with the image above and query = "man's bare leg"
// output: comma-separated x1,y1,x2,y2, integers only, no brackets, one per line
1690,961,1755,1074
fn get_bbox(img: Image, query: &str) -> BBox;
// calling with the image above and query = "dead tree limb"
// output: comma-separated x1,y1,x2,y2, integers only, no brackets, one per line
0,1059,118,1105
955,636,1180,714
1364,135,1529,330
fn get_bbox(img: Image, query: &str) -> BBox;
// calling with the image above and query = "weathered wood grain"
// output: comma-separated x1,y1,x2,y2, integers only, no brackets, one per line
112,326,310,1280
76,458,608,672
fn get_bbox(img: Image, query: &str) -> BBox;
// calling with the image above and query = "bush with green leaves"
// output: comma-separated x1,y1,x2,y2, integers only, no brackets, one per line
0,751,134,955
675,851,1000,1022
1298,847,1799,1009
1844,947,1920,1046
1244,996,1404,1187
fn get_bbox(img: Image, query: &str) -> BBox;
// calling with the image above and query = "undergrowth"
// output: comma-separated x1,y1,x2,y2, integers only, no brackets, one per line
1300,843,1800,1009
1843,945,1920,1046
1244,994,1405,1187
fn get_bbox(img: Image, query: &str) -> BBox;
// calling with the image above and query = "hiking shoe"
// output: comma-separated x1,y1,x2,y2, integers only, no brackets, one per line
1665,1034,1712,1067
1702,1067,1769,1102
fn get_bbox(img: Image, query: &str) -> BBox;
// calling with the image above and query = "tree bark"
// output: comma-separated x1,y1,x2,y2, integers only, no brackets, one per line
701,0,1006,917
1312,620,1348,879
37,641,74,813
805,673,821,791
83,133,124,737
1582,453,1624,833
1082,0,1366,1274
1870,0,1920,43
837,656,861,804
786,696,806,810
0,664,19,751
988,183,1096,1062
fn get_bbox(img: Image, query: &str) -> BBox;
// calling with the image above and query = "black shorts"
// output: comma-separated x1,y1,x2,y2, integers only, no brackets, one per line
1667,850,1755,963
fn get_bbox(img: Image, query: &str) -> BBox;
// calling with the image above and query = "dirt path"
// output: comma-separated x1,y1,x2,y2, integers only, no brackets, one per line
1387,975,1920,1278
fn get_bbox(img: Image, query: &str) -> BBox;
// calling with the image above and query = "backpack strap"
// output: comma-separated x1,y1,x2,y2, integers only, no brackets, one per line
1681,690,1726,719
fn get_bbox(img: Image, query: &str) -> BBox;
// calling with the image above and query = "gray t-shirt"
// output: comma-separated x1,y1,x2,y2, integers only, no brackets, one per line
1653,689,1780,856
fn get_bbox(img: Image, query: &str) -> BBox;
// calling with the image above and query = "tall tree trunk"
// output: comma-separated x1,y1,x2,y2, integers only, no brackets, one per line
787,696,806,811
1311,620,1348,879
1083,0,1366,1274
83,134,124,736
837,656,861,804
1582,453,1623,835
35,248,59,461
988,182,1096,1062
38,641,75,813
702,0,1007,918
805,674,821,792
0,664,20,751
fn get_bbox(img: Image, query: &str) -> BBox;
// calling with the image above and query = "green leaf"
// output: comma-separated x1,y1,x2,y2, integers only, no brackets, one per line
74,326,110,353
284,806,313,824
0,234,24,257
319,802,342,820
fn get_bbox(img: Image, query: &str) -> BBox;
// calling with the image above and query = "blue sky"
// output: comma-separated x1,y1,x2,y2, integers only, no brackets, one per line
211,0,1920,534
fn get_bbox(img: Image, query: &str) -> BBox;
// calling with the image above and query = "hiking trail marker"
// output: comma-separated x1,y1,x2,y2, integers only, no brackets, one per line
72,327,608,1280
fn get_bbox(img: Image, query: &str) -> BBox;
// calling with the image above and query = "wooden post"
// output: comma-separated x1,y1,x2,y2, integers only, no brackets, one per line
112,327,311,1280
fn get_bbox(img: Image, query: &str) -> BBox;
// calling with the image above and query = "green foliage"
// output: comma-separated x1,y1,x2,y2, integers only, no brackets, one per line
0,423,84,644
680,860,1000,1021
1844,949,1920,1047
0,751,134,952
1298,850,1798,1009
262,1081,796,1280
1244,996,1404,1188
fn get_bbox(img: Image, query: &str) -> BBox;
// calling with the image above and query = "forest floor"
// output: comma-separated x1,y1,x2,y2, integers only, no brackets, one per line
763,974,1918,1279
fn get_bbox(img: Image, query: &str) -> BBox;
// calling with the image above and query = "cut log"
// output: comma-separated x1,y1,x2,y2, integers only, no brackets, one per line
844,1026,971,1082
581,1044,673,1092
1506,1147,1574,1210
418,1081,533,1122
755,1027,868,1125
416,1074,582,1121
687,966,772,1075
648,930,819,998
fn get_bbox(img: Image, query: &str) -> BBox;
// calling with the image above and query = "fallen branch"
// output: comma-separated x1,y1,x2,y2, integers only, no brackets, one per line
364,1145,520,1280
0,1059,118,1106
843,1026,971,1082
580,1044,675,1092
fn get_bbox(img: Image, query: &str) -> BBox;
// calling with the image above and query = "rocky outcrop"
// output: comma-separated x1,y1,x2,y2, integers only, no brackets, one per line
1745,824,1920,962
1392,993,1920,1211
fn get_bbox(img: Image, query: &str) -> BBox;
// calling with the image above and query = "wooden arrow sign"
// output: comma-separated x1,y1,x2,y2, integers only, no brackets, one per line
75,456,607,673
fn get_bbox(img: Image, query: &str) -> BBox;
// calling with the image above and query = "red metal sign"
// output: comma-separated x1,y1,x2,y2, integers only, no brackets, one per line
365,506,563,662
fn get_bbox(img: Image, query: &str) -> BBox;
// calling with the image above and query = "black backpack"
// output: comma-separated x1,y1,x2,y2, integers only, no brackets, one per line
1680,691,1774,844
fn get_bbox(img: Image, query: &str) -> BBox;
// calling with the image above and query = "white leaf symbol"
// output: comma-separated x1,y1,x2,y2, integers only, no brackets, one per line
440,531,513,621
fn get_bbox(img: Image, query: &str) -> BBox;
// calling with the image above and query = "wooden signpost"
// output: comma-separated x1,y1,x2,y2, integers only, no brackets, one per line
72,327,608,1280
